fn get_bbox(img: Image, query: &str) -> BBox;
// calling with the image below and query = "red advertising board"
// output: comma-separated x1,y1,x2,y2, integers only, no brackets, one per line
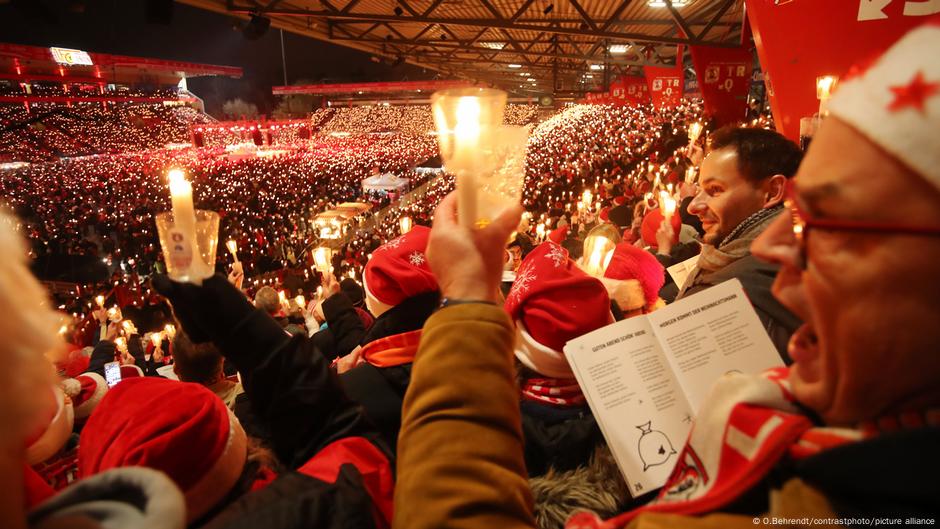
610,76,651,106
744,0,939,140
644,65,684,109
690,45,753,126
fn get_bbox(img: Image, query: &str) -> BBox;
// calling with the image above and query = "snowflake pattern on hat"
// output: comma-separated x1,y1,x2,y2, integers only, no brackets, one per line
507,265,536,305
408,251,426,266
545,243,566,268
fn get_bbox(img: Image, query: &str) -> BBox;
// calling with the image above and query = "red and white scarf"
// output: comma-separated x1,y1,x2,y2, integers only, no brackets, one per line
566,367,939,528
521,377,587,407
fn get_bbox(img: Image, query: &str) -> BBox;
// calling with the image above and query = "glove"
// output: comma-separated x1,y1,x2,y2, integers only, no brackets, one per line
150,273,256,344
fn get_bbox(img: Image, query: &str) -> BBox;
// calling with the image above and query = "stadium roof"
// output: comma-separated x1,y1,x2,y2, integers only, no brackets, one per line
179,0,744,96
0,43,242,86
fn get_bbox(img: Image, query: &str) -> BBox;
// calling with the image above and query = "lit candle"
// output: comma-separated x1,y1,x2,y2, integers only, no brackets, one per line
151,333,163,348
816,76,838,117
114,337,127,355
582,190,593,205
226,239,239,263
454,97,481,228
660,191,677,223
688,122,703,147
399,216,413,234
164,323,176,340
295,295,305,309
167,169,210,282
313,247,332,273
95,295,105,307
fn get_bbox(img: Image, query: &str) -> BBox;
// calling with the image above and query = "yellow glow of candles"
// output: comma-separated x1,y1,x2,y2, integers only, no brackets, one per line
816,76,838,116
577,201,585,212
454,97,482,228
226,239,239,262
399,216,413,234
583,235,613,277
316,286,323,299
164,323,176,339
95,295,105,307
662,193,678,223
150,333,162,347
295,295,305,309
582,190,593,205
107,307,117,319
313,246,332,273
122,320,133,335
167,169,208,280
685,166,696,183
688,122,703,145
114,337,127,354
536,223,545,240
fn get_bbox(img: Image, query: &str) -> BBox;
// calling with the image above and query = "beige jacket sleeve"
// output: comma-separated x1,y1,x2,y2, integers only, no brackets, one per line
394,303,536,529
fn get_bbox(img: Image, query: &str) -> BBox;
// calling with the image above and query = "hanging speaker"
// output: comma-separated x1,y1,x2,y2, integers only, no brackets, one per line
243,14,271,40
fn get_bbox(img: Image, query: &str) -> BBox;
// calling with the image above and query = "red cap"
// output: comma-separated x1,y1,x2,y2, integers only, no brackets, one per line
79,378,248,523
363,225,438,308
548,224,569,244
641,208,681,248
604,243,666,307
505,242,613,357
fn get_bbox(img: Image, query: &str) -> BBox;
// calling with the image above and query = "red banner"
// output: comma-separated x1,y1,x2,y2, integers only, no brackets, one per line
272,80,474,95
744,0,939,140
610,76,651,106
644,65,684,109
690,46,753,127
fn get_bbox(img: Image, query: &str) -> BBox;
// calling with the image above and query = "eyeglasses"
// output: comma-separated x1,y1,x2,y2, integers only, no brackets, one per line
784,179,940,268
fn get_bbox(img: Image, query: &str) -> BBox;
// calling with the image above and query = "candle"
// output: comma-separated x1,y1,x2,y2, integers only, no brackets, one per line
685,166,696,184
295,295,305,309
151,333,163,348
688,122,703,146
313,246,332,273
167,169,210,282
95,295,105,307
226,239,239,263
660,191,677,223
399,216,413,234
582,190,593,205
114,337,127,355
454,97,481,228
816,76,838,116
164,323,176,340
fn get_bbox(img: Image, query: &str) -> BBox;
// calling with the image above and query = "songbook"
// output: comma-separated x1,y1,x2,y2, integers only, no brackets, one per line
564,279,783,496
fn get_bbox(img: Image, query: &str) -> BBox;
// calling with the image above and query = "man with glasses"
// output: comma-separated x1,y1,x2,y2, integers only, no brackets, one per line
677,126,804,359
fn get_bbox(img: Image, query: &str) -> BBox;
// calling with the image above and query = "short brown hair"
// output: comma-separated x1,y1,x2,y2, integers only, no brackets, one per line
172,332,223,385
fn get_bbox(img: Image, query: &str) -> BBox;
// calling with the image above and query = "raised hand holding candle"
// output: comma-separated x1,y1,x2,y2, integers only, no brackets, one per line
226,239,239,263
95,295,105,307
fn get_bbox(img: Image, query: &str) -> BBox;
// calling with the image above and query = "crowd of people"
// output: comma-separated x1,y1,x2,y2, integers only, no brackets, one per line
1,22,938,529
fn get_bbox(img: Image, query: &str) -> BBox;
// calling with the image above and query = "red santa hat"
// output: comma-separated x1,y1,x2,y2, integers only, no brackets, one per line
548,224,569,244
79,378,248,523
505,242,613,378
60,372,107,421
612,195,627,206
641,208,681,249
829,19,940,191
603,243,666,311
25,386,74,465
363,225,438,317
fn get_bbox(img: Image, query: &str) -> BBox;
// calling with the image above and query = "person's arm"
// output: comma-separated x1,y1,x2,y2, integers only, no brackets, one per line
152,274,381,469
394,192,535,529
320,293,366,359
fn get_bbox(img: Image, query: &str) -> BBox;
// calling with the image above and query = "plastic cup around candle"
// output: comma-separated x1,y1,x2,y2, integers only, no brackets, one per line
470,125,530,228
155,210,220,284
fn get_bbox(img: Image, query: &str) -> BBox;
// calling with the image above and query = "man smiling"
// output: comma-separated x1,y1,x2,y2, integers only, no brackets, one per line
679,127,803,358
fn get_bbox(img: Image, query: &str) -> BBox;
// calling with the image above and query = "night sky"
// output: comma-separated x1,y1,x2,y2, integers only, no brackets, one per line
0,0,435,114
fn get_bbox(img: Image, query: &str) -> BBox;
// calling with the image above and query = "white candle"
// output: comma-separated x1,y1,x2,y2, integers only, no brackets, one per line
226,239,239,263
168,169,209,281
95,295,104,307
454,97,481,228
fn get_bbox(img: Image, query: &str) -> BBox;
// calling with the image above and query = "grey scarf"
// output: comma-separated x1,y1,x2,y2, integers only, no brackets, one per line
679,205,784,293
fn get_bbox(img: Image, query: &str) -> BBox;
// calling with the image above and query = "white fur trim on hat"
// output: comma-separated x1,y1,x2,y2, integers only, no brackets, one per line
829,23,940,190
26,387,74,465
183,410,248,523
73,372,108,420
362,273,392,318
514,321,574,379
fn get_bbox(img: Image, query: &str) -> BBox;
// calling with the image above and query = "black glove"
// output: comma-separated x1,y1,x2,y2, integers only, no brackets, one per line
150,273,256,344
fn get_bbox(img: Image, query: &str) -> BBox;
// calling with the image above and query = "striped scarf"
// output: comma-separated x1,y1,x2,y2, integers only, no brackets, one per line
521,377,587,407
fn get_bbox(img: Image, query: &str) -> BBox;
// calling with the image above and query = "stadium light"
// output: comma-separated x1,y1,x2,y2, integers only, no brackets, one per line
508,64,523,69
480,42,507,50
609,44,631,54
648,0,690,7
589,64,604,71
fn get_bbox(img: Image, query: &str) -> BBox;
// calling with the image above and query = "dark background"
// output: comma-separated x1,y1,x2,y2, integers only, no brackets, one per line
0,0,436,115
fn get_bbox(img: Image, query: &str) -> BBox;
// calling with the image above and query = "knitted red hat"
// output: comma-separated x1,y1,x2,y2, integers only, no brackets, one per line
363,225,438,316
79,378,247,523
604,243,666,310
61,372,108,421
641,208,681,248
505,242,613,378
548,224,569,244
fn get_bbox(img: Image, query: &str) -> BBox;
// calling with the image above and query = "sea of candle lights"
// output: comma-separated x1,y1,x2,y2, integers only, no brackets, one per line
2,96,778,346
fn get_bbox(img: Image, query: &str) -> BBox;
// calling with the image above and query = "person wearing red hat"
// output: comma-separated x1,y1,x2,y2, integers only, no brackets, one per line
340,225,440,451
504,242,630,527
394,21,940,529
150,270,395,528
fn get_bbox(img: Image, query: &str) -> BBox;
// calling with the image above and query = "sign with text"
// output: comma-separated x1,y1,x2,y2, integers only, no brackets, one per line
744,0,939,140
50,47,93,66
644,66,684,109
610,76,652,106
690,45,753,127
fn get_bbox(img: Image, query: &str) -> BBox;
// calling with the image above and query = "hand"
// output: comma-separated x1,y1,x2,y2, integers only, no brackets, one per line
688,144,704,166
426,192,523,302
228,261,244,289
335,346,363,374
322,272,341,299
93,307,108,323
655,219,675,256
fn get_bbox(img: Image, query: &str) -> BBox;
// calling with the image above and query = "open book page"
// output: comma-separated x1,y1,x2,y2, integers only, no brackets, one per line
565,316,693,496
666,254,699,291
646,278,784,410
